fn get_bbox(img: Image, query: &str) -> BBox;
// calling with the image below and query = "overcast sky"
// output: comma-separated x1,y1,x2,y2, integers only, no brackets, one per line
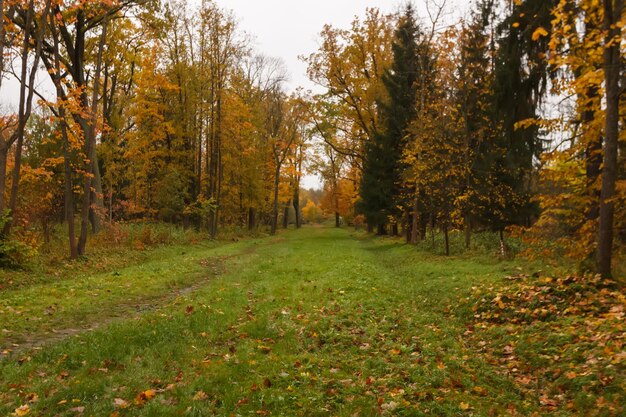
214,0,470,93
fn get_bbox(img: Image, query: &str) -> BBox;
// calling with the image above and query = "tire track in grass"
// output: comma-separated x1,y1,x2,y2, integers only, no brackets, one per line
0,239,265,356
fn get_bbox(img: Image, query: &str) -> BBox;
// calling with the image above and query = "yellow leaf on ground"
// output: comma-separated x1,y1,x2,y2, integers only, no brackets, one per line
193,391,208,401
14,405,30,416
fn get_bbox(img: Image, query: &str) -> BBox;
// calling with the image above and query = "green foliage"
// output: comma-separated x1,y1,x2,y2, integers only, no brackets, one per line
154,168,188,222
184,197,218,230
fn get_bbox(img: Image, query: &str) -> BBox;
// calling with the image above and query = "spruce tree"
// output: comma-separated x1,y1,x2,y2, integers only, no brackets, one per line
487,0,557,232
360,5,420,234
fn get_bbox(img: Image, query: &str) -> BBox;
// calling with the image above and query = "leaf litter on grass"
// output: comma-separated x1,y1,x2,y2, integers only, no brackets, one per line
468,273,625,416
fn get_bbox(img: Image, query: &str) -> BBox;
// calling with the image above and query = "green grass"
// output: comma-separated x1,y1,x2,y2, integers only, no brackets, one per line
0,227,618,416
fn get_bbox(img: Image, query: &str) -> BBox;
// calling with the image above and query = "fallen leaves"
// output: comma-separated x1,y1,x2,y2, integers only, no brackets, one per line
257,345,272,354
134,389,156,405
192,391,208,401
13,405,30,416
113,398,129,409
469,273,626,415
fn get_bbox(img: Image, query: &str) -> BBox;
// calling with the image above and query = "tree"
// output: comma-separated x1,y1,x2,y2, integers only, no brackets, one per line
490,0,557,232
305,8,393,170
0,0,50,231
597,0,624,277
360,5,421,235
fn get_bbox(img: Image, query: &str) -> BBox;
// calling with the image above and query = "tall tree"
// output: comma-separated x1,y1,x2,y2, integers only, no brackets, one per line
1,0,50,231
360,5,420,234
597,0,624,277
489,0,557,233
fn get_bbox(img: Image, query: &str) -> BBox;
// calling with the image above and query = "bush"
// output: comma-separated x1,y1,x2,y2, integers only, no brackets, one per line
0,211,36,268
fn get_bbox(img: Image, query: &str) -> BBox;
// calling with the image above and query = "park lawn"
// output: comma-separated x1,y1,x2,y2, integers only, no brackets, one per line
0,226,623,416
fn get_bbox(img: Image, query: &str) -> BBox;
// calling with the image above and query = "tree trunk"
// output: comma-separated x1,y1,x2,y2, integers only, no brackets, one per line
420,212,427,241
293,190,301,229
464,214,471,249
78,17,107,255
430,213,435,249
4,0,46,235
271,163,280,235
335,212,340,228
62,127,78,259
392,223,399,236
367,222,374,233
282,200,290,229
0,0,5,93
0,148,7,215
248,207,256,230
405,210,412,243
89,152,103,233
597,0,623,278
410,197,419,244
444,223,450,256
52,18,78,259
377,223,387,236
499,229,506,257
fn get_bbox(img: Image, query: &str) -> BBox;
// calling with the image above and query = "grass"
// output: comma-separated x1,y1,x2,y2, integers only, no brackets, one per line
0,226,622,416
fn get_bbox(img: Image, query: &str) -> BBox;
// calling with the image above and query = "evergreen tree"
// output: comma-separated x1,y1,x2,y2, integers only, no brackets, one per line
487,0,557,231
360,5,421,234
456,0,497,247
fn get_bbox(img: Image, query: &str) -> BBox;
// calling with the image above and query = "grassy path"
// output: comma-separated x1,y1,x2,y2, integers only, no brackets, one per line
0,238,267,350
1,227,553,416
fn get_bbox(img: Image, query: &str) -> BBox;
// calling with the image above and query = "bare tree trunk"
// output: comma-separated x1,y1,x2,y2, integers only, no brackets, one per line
597,0,623,278
89,151,103,233
335,212,340,228
248,207,256,230
61,122,78,259
0,148,7,214
444,222,450,256
0,0,5,93
430,213,435,249
51,15,77,259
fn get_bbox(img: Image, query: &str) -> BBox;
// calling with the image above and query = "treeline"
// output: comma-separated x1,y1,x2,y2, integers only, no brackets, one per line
0,0,313,261
307,1,625,278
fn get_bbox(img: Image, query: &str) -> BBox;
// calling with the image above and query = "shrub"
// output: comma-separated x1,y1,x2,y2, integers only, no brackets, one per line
0,211,36,268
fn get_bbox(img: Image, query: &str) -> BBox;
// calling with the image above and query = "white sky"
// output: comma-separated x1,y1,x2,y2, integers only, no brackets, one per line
215,0,470,93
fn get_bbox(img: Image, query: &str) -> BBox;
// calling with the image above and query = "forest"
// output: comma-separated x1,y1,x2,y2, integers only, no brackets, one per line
0,0,624,416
